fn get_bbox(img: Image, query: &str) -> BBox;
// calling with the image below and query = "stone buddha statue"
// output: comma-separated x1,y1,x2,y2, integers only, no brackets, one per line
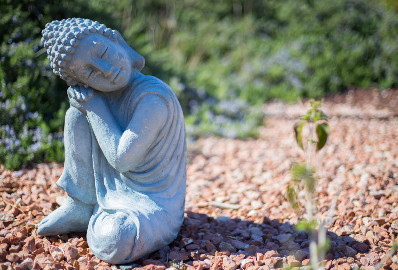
38,18,187,264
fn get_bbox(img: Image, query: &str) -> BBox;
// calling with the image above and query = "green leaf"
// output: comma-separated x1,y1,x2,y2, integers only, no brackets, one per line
291,163,316,193
318,238,331,253
291,163,309,180
296,219,318,232
294,121,306,150
316,123,329,151
286,183,300,210
309,99,321,110
305,171,315,193
314,109,328,122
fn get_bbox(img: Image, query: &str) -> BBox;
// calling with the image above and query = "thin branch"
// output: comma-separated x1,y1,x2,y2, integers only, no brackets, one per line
1,198,26,214
321,183,343,228
375,241,398,270
210,201,241,210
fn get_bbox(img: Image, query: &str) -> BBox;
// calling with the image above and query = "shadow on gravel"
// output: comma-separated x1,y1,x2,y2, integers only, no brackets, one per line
136,211,370,266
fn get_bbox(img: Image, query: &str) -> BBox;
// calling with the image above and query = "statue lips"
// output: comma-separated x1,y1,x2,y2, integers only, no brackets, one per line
112,68,121,83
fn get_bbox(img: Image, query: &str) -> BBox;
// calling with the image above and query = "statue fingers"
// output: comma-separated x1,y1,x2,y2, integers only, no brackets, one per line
79,89,87,102
67,87,76,100
74,90,82,101
77,86,93,102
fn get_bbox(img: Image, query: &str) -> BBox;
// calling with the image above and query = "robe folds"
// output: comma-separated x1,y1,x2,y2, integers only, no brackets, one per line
57,73,187,263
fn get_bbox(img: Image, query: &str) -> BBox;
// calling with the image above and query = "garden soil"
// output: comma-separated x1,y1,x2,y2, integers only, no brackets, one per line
0,90,397,269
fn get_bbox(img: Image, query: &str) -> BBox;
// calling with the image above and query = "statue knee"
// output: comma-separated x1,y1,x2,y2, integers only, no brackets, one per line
65,107,86,124
87,212,137,264
64,107,91,145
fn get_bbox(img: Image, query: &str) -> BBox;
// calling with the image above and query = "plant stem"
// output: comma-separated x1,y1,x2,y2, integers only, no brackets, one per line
318,184,343,265
306,121,314,219
306,120,320,269
375,241,398,270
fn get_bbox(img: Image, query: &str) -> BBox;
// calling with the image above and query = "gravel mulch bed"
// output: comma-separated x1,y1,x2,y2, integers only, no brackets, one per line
0,90,397,269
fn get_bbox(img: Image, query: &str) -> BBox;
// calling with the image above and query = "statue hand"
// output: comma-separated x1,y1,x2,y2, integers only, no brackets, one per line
68,86,103,114
67,85,94,103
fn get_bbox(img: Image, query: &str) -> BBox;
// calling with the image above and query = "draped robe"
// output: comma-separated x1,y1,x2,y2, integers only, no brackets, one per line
58,73,187,263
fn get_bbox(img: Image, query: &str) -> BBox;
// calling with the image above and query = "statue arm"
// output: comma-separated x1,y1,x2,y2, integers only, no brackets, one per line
86,94,168,173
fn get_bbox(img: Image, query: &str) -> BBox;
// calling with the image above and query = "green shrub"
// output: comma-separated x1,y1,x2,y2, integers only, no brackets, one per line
101,0,398,102
0,0,115,169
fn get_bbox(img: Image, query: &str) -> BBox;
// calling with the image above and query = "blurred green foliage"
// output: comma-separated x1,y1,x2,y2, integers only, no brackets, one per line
1,0,398,169
0,0,116,169
108,0,398,101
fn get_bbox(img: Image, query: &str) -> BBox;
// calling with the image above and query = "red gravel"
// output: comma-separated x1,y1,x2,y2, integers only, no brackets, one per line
0,90,397,269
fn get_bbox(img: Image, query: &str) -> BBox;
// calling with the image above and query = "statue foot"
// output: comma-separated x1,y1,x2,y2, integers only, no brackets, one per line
38,196,94,236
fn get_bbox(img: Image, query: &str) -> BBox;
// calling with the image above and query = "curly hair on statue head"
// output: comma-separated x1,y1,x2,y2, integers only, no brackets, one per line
41,18,138,87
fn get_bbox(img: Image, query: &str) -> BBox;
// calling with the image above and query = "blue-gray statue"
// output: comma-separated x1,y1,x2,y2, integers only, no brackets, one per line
38,18,187,264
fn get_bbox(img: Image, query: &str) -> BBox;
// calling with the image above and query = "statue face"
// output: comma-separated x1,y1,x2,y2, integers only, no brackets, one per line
67,33,132,92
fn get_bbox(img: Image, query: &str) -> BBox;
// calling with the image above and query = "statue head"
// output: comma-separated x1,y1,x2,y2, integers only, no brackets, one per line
41,18,145,91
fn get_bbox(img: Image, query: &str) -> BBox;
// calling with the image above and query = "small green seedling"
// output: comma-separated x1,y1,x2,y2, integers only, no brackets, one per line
287,100,330,270
288,100,330,216
294,100,329,152
287,100,397,269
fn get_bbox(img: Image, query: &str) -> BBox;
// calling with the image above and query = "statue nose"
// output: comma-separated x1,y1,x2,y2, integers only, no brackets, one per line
97,62,114,79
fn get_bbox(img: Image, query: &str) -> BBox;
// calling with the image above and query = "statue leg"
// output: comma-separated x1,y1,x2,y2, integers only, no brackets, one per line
87,204,180,264
38,107,96,235
87,206,137,264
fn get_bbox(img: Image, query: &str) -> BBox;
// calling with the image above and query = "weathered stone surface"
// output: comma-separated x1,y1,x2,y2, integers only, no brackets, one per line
37,17,187,265
230,240,248,250
240,259,254,269
294,249,308,261
219,242,236,253
62,244,79,262
0,243,8,260
391,221,398,232
205,240,217,252
168,250,189,261
14,258,34,270
263,250,279,259
352,242,369,253
263,257,283,268
50,246,64,261
222,257,237,270
5,253,20,263
336,245,357,257
287,255,301,267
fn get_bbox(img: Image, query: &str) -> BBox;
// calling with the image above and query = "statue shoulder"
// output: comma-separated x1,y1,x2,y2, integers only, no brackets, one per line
134,75,175,101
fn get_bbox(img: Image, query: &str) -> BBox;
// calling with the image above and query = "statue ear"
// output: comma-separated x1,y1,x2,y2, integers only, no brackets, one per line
130,49,145,71
115,33,145,71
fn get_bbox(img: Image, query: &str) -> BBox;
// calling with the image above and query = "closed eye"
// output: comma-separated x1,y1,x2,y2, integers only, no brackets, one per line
87,69,94,79
101,47,108,58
